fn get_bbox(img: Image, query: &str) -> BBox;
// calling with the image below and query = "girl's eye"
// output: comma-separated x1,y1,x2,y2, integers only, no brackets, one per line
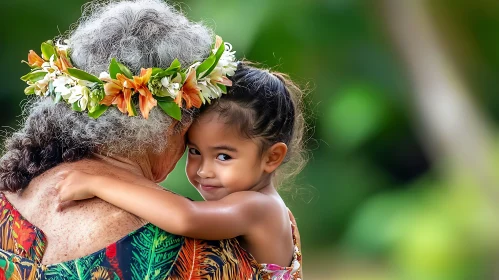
188,148,200,155
216,154,232,161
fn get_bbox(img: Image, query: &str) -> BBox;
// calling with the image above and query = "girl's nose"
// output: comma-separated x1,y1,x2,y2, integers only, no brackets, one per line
197,165,215,178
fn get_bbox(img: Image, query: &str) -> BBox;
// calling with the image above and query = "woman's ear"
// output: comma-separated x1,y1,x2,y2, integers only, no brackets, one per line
263,143,288,173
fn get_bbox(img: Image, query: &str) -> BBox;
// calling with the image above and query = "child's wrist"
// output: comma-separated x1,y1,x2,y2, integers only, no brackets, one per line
87,175,102,195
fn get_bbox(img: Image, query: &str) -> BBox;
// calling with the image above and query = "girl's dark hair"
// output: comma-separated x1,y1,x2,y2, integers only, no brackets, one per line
202,61,307,187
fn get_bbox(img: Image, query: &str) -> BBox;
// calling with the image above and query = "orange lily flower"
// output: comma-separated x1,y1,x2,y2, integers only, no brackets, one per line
100,74,135,116
175,68,202,109
27,50,45,67
54,49,73,73
132,68,157,119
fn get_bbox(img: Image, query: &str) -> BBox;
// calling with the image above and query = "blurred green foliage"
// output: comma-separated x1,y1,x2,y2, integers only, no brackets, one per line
3,0,499,279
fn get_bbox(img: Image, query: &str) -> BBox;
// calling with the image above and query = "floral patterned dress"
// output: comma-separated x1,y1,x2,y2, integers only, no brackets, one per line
258,214,303,280
0,193,302,279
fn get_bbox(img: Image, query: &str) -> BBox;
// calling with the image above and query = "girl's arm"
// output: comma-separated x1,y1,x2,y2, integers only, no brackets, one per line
57,171,272,240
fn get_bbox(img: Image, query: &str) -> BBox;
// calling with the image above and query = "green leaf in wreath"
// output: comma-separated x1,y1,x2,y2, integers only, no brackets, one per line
196,55,216,78
130,102,138,117
202,42,226,79
166,59,181,72
152,67,163,76
88,104,109,119
154,96,174,102
217,83,227,93
72,102,83,112
24,86,35,95
90,87,105,101
154,70,174,80
179,71,186,83
118,63,133,79
109,58,120,79
67,68,103,84
157,99,181,120
41,41,57,61
152,60,182,79
20,71,47,82
109,58,133,79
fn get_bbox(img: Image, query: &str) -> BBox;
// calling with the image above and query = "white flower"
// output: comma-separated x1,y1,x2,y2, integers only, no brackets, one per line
53,76,75,96
32,71,54,96
33,81,49,96
41,55,61,75
63,84,90,111
208,67,225,83
190,61,202,70
160,76,181,98
55,40,69,51
78,79,96,88
52,76,73,89
198,78,223,104
99,72,111,81
217,42,238,76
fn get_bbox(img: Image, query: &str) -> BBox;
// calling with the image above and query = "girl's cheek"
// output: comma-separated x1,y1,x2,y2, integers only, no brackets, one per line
185,159,197,181
222,167,237,183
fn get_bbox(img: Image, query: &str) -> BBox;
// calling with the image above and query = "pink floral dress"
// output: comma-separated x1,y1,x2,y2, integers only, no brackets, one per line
256,210,303,280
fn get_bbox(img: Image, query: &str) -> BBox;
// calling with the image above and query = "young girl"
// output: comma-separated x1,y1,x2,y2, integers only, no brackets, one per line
57,62,306,279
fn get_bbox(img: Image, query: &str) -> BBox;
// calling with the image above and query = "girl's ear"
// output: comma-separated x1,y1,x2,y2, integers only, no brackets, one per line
263,142,288,173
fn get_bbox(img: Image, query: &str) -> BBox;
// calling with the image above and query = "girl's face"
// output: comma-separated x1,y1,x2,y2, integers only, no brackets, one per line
185,111,270,201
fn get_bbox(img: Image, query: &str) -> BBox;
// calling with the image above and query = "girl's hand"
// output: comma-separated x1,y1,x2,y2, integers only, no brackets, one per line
56,170,97,203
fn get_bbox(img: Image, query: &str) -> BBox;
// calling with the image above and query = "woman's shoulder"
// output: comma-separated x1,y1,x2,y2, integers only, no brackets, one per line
5,162,154,264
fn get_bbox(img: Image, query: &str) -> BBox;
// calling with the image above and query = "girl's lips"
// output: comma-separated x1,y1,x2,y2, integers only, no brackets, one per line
200,184,221,191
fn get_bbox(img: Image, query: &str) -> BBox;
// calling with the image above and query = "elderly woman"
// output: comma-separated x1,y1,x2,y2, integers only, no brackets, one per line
0,0,260,279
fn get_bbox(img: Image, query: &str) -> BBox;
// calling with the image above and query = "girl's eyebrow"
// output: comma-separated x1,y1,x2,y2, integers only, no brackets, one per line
211,145,237,152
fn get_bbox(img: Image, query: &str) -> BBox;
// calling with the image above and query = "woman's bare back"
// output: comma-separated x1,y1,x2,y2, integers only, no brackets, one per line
4,159,154,265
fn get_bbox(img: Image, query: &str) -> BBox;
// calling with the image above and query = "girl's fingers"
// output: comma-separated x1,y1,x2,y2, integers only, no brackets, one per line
58,188,74,203
56,181,72,202
58,191,68,203
56,200,77,212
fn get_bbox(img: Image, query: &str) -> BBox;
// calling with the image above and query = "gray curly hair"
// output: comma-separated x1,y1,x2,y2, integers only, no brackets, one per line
0,0,213,192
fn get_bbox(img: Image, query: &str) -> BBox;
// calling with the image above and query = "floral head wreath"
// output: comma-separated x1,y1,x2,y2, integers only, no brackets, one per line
21,36,237,119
